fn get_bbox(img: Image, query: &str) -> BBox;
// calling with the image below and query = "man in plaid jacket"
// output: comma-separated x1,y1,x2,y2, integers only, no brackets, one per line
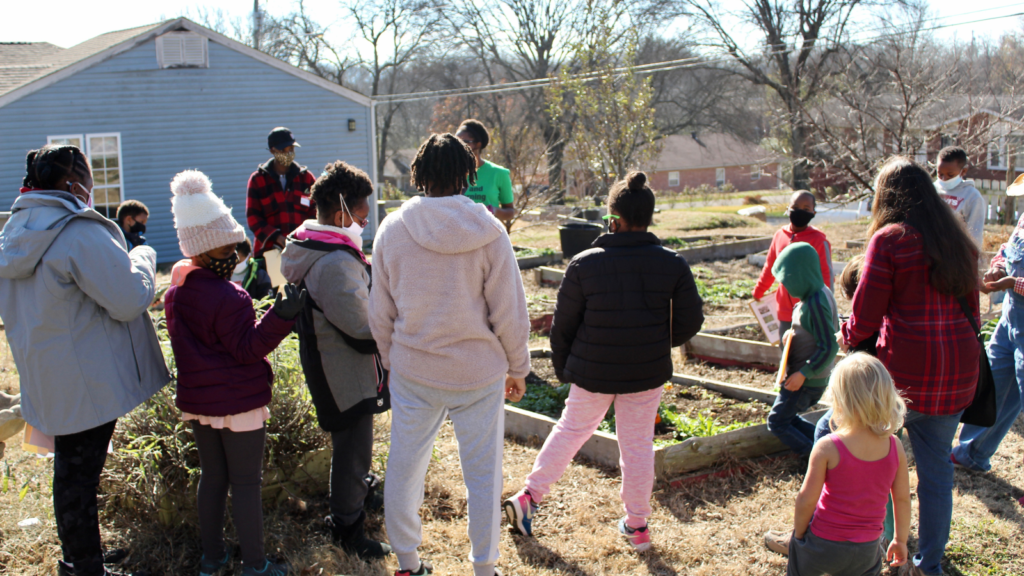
246,127,317,257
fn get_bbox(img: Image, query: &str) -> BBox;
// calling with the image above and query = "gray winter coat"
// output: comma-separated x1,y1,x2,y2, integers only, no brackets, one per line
0,191,170,436
280,233,378,413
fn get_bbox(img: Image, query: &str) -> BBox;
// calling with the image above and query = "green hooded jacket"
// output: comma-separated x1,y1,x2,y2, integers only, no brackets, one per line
772,242,839,387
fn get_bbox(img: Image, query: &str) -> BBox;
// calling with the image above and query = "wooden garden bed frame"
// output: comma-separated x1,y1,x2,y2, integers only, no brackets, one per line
505,349,824,481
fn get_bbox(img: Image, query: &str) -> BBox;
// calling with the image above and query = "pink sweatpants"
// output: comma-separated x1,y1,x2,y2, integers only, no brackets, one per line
524,384,663,529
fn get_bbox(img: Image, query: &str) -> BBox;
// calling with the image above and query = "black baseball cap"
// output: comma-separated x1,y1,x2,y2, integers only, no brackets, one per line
268,127,300,150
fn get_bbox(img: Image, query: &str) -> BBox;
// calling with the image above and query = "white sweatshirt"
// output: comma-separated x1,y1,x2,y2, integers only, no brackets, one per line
936,179,985,248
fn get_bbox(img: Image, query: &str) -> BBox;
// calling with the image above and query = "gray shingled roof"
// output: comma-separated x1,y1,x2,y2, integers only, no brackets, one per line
655,133,780,171
0,22,165,98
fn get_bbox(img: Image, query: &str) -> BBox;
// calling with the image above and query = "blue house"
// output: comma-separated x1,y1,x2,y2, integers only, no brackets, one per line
0,18,376,263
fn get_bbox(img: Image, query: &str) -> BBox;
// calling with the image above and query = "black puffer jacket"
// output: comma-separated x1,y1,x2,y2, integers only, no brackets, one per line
550,232,704,394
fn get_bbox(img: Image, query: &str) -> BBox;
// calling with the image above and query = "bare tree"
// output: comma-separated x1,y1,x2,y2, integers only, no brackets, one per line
681,0,868,189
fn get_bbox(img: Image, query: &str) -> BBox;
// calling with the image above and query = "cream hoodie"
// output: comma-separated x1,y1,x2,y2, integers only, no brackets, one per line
369,194,531,390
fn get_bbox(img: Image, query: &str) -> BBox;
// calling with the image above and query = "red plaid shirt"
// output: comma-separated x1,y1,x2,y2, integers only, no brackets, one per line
246,159,317,256
841,223,979,416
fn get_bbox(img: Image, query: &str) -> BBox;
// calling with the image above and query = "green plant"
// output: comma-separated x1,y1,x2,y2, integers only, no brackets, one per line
696,278,757,306
512,382,572,419
102,307,329,526
516,247,557,259
658,405,760,442
981,317,999,344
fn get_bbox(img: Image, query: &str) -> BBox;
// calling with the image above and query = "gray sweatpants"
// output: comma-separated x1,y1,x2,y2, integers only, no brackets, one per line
384,372,505,576
787,528,882,576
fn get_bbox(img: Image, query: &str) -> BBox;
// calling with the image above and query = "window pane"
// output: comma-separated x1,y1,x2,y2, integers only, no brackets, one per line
106,154,118,169
91,156,104,170
88,137,105,155
105,187,121,205
94,189,108,206
94,170,108,185
106,170,120,185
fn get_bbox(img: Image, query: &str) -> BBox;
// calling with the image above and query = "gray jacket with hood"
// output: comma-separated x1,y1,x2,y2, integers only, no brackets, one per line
280,226,378,414
0,191,170,436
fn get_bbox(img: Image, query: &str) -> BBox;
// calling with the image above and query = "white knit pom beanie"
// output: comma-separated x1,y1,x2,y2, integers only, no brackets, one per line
170,170,246,257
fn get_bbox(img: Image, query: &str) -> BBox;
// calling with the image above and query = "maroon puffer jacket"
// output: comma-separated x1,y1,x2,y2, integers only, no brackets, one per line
165,266,294,416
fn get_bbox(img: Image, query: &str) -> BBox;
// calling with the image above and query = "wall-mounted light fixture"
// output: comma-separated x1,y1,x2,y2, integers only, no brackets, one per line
348,119,356,132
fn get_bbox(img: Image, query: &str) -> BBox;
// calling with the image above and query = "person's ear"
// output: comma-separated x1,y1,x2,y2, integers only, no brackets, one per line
960,166,968,178
333,208,347,228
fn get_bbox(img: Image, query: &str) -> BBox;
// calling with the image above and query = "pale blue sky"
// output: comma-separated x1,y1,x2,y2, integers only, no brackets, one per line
2,0,1022,49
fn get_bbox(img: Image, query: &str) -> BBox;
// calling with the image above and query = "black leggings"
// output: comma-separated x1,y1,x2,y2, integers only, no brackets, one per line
54,420,117,576
191,422,266,567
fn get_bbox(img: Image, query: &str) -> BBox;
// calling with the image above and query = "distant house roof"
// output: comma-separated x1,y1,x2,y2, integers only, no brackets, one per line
655,133,779,171
0,18,371,108
383,149,417,179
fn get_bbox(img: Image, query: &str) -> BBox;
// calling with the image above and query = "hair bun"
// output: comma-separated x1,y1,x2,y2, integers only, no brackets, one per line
626,171,647,191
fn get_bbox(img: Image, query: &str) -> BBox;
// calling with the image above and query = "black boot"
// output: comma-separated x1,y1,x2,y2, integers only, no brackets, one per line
327,511,393,559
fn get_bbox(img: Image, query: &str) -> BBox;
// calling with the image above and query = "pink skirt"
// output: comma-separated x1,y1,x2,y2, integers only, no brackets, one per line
181,406,270,433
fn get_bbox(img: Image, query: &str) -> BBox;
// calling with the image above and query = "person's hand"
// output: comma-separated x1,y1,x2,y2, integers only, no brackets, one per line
835,331,850,353
274,235,287,249
984,267,1007,284
886,539,908,567
505,375,526,402
784,371,806,391
273,283,307,320
986,276,1016,293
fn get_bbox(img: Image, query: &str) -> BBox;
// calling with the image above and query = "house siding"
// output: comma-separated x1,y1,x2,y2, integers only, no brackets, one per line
649,163,782,193
0,37,373,263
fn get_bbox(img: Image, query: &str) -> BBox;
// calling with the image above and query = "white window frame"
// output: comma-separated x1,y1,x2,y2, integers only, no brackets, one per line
156,32,209,69
668,171,680,187
715,167,726,187
84,132,124,217
47,134,85,148
751,165,761,181
988,135,1024,172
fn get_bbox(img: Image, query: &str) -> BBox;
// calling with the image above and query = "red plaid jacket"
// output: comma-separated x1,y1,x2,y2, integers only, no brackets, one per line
246,159,317,256
841,223,979,416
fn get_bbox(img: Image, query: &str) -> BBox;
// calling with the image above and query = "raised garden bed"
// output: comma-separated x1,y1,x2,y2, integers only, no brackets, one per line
504,349,822,480
514,246,563,269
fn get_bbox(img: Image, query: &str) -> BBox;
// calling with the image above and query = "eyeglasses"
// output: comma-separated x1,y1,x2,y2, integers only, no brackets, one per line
601,214,620,220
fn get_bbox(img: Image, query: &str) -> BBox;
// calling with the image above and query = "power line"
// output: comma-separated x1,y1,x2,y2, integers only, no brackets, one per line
373,9,1024,105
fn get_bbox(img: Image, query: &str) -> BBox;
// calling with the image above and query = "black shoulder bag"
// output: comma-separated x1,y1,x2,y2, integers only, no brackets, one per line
957,297,997,427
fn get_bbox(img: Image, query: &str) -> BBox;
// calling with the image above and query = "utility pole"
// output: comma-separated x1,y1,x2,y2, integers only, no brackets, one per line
253,0,262,50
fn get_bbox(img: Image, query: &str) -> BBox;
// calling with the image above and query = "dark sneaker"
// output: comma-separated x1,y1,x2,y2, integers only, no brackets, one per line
326,511,392,559
199,552,230,576
241,559,290,576
364,473,384,514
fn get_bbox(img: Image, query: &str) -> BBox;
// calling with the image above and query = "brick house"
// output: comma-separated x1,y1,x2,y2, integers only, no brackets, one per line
649,132,784,193
923,108,1024,192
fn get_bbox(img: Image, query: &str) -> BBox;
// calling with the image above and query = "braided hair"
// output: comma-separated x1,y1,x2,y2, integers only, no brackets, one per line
23,144,90,190
456,119,490,149
607,171,655,228
311,160,374,218
410,133,477,195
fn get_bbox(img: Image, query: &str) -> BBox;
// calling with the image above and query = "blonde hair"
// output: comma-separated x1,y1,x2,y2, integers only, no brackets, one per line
823,353,906,436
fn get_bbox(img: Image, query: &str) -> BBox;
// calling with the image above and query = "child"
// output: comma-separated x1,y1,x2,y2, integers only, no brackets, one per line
232,238,274,300
934,146,984,249
766,242,838,456
280,160,391,558
952,174,1024,474
504,171,705,552
786,353,911,576
369,134,531,576
164,170,306,576
116,199,149,250
753,191,834,348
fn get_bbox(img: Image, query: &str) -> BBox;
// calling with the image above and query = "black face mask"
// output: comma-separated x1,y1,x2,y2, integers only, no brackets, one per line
789,208,815,228
129,222,146,235
205,252,239,280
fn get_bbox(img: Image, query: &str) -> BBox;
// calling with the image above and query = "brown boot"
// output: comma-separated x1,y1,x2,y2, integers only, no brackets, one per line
764,530,791,556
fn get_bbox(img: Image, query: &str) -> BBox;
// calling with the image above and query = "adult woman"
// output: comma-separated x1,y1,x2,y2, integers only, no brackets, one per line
0,145,169,576
455,119,516,223
369,133,530,576
829,157,979,576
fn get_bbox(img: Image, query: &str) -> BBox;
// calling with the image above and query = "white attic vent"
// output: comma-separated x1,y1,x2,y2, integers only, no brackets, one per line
156,32,208,68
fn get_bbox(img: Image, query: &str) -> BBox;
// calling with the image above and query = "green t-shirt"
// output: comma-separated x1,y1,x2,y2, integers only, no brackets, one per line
466,160,514,209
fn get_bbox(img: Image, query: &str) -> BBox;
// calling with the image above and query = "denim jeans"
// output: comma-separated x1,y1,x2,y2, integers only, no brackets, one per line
952,309,1023,471
768,384,825,455
814,408,962,576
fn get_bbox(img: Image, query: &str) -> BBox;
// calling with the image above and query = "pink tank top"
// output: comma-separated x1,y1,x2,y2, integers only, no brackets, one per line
810,433,898,543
